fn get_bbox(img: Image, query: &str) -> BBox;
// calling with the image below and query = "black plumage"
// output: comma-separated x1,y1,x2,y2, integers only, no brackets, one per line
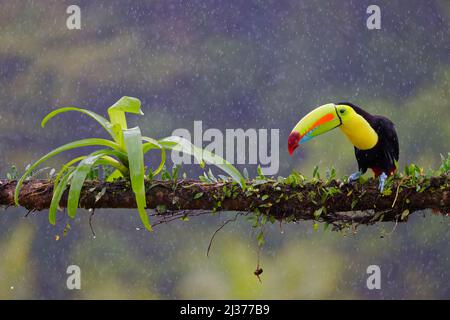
339,102,399,176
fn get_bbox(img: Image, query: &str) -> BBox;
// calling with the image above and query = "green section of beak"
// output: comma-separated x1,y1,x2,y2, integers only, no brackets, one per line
292,103,342,143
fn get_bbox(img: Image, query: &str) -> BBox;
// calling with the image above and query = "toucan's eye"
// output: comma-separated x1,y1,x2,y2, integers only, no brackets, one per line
339,109,345,114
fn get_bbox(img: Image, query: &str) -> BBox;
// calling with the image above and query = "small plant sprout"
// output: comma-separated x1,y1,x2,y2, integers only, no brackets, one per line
14,96,245,231
440,153,450,174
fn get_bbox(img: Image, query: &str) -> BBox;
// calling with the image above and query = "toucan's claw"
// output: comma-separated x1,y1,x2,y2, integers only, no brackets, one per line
348,170,363,183
378,172,388,192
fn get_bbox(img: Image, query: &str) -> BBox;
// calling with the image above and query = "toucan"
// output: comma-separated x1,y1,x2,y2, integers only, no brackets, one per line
288,102,399,191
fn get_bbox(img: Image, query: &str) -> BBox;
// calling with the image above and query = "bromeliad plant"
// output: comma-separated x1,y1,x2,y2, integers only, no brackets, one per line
14,96,245,231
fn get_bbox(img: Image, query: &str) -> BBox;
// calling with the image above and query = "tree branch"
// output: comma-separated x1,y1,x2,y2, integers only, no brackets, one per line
1,175,449,226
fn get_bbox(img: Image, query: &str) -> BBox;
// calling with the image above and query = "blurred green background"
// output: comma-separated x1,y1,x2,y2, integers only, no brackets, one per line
0,0,449,299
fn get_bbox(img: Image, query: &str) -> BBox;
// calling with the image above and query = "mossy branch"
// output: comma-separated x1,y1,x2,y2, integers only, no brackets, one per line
1,174,449,227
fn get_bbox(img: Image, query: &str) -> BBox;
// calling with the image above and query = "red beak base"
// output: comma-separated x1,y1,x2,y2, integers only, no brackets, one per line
288,132,301,156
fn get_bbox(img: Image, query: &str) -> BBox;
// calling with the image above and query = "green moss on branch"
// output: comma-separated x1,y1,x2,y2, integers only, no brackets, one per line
1,173,449,227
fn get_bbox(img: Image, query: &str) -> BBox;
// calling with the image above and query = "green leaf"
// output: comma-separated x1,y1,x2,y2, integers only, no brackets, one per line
172,165,181,182
141,137,167,176
159,136,246,188
96,155,129,174
124,127,152,231
108,96,143,146
158,136,204,166
243,168,249,180
105,169,124,182
14,138,121,206
207,168,217,182
257,165,265,178
394,159,399,171
312,165,320,179
261,195,269,201
49,168,75,225
313,207,323,219
6,165,19,180
439,153,450,173
326,167,336,180
161,166,171,181
54,156,86,189
56,155,127,209
67,150,117,219
108,96,143,129
218,174,229,181
41,107,115,140
285,170,305,187
142,136,163,152
194,192,204,199
401,209,410,221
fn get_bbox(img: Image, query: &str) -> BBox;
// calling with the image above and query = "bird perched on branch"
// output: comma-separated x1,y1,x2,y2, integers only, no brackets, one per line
288,102,399,191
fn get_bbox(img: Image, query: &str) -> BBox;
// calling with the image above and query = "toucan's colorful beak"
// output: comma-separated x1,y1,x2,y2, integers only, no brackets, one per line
288,103,342,155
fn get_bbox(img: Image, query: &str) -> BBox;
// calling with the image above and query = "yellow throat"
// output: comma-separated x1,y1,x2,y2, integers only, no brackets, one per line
339,114,379,150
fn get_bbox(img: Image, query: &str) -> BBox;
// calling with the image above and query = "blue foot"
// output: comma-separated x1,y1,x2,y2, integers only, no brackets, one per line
348,170,363,183
378,172,388,192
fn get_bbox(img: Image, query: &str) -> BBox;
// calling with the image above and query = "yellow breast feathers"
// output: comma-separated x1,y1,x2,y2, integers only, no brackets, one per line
339,114,378,150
